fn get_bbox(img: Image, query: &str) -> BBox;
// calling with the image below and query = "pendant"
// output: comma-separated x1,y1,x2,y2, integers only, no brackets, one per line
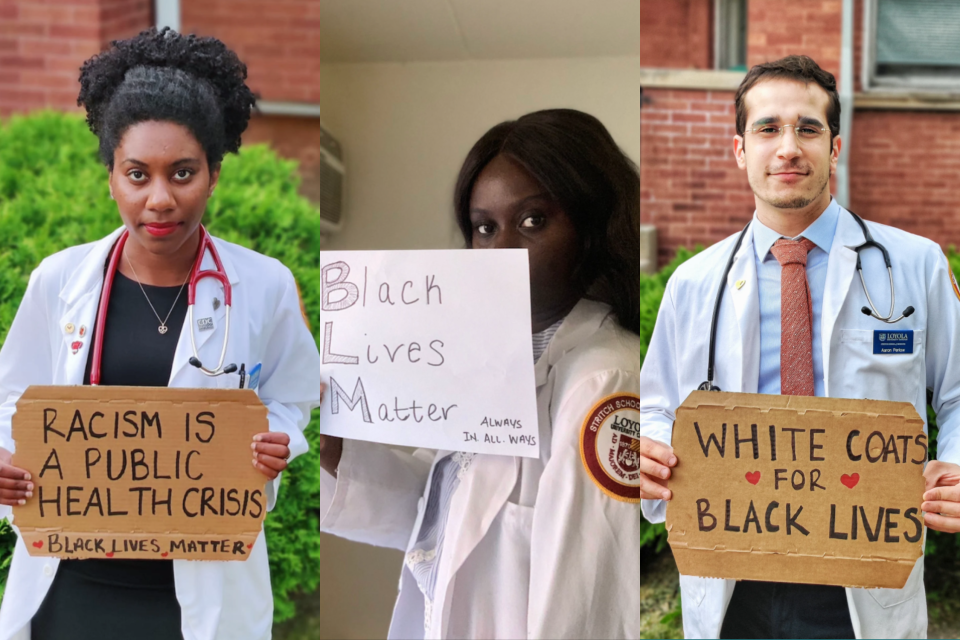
158,324,168,335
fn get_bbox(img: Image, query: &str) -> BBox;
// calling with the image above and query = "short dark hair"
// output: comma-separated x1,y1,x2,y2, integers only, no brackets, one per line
453,108,646,337
77,27,256,168
735,55,840,139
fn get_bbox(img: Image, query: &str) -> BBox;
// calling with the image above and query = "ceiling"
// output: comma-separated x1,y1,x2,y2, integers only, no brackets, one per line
290,0,644,62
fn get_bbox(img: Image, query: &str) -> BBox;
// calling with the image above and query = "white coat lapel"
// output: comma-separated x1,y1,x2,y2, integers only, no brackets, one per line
57,229,126,385
821,208,861,383
168,236,239,384
724,225,760,393
434,454,518,634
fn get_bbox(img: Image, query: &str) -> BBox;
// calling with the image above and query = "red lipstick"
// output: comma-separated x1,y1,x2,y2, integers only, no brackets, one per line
144,222,180,237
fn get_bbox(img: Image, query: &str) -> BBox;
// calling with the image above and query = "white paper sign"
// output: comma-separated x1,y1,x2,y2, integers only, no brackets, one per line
317,250,541,457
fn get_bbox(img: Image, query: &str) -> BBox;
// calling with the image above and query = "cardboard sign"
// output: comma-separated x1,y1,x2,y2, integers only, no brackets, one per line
11,386,268,561
318,250,540,457
666,391,925,589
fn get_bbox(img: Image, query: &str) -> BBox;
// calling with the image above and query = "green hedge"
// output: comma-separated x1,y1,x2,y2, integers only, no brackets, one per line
0,111,329,621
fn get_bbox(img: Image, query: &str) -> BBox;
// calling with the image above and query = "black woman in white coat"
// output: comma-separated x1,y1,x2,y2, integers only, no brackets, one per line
314,109,653,639
0,29,323,640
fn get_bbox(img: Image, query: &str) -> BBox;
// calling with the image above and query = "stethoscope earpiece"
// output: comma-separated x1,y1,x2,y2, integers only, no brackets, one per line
189,356,238,375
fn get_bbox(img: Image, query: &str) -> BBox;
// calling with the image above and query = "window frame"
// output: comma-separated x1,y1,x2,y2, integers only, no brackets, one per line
714,0,747,72
862,0,960,93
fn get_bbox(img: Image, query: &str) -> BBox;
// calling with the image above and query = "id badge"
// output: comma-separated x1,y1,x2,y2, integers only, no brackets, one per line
873,330,914,354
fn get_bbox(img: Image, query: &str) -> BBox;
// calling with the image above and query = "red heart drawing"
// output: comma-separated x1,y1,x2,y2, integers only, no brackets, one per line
745,471,761,485
105,552,114,558
32,541,43,549
247,543,253,550
841,473,860,489
160,552,169,558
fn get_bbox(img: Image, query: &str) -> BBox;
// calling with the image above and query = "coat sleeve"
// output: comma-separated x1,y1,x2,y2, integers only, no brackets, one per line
527,369,649,639
0,267,55,522
317,440,434,550
258,267,325,510
922,249,960,465
638,276,680,524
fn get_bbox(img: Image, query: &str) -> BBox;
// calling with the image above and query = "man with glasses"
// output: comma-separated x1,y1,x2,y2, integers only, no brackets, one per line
632,55,960,638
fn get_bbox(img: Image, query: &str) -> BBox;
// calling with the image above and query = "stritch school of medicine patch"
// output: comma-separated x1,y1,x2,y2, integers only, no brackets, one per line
580,393,646,503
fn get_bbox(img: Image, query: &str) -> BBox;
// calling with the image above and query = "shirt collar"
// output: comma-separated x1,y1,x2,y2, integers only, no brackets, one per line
753,198,841,262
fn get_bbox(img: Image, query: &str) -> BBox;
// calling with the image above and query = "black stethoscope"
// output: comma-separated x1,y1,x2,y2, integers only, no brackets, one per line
699,210,914,392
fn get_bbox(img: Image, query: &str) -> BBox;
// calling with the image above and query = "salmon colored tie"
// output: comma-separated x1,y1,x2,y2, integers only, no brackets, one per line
771,237,817,396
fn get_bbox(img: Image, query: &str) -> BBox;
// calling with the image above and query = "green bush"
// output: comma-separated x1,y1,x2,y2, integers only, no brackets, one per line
0,111,329,619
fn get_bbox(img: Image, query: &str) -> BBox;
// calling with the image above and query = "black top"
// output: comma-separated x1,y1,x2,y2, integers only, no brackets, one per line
83,271,189,387
33,272,188,640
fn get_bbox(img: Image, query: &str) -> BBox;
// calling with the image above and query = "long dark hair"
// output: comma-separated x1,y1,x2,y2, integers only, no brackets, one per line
454,109,645,336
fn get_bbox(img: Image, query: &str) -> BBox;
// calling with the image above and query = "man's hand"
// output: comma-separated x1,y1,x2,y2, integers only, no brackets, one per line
251,432,291,480
0,448,33,506
637,436,678,501
922,460,960,532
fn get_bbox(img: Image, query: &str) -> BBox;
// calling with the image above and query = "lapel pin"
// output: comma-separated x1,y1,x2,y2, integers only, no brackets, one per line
65,323,75,334
197,317,214,332
79,325,87,337
212,297,221,311
735,279,746,290
71,341,82,355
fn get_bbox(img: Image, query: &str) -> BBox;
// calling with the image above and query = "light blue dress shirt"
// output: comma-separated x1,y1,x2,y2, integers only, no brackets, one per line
753,199,841,397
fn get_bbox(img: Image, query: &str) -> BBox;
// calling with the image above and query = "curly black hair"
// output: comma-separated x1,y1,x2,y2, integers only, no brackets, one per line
77,27,256,168
454,109,646,337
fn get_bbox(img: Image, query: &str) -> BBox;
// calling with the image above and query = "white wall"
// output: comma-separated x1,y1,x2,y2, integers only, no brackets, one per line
317,56,645,250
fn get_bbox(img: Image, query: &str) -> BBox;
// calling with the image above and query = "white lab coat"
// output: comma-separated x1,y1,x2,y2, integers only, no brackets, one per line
0,228,324,640
318,299,650,639
639,206,960,639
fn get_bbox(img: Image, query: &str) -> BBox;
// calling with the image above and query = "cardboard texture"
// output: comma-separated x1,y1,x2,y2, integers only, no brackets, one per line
11,386,269,561
666,391,925,589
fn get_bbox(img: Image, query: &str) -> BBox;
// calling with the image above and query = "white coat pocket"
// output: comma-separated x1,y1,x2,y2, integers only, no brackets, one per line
834,330,925,405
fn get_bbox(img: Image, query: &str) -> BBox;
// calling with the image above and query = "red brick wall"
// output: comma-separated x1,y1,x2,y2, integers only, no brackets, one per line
100,0,151,48
638,0,713,70
181,1,331,103
849,111,960,250
640,88,755,265
747,0,841,78
0,0,150,116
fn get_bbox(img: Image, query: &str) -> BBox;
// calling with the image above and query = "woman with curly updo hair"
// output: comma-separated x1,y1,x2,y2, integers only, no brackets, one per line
0,28,323,640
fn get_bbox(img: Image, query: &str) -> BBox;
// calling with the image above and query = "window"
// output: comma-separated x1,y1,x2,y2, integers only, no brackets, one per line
715,0,747,71
863,0,960,91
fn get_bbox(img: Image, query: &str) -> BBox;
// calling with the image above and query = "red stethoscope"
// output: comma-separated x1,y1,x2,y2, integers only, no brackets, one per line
89,225,237,385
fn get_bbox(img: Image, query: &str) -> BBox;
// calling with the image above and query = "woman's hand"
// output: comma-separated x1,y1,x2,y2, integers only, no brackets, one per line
251,432,291,480
0,448,33,506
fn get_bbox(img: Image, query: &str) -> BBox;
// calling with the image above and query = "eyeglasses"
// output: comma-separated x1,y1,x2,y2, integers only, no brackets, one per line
744,123,828,144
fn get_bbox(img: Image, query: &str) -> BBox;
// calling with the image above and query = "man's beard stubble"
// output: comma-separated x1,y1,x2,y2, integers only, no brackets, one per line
752,166,831,211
